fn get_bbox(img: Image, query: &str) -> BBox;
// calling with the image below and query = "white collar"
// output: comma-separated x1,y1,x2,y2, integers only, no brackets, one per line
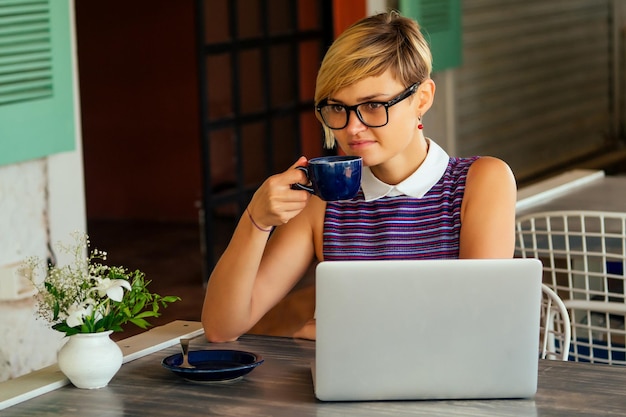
361,139,450,202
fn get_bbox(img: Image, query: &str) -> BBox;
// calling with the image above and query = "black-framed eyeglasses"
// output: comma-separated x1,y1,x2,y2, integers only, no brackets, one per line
316,83,420,130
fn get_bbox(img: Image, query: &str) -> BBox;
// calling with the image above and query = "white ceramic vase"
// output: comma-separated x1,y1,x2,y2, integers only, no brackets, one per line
57,330,123,389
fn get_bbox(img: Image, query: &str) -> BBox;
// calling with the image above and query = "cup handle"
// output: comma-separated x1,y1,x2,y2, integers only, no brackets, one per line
291,166,314,194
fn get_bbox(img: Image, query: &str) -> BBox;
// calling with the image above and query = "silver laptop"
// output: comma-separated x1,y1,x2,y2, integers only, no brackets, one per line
314,258,543,401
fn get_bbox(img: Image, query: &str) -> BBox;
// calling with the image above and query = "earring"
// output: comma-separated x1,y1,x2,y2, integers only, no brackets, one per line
417,115,423,130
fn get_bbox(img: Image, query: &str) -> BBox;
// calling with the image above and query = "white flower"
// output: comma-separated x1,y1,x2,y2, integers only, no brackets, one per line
95,278,131,302
66,303,92,328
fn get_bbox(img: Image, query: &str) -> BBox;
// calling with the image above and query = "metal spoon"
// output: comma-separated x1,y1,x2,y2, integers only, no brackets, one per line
179,338,194,368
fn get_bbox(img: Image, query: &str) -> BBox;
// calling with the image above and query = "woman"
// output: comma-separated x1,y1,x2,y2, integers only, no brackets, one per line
202,11,517,342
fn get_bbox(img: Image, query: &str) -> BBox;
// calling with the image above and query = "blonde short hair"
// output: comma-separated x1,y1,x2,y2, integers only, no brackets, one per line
315,11,432,148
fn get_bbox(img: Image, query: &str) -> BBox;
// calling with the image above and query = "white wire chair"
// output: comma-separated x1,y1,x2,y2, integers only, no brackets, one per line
516,210,626,365
540,284,571,361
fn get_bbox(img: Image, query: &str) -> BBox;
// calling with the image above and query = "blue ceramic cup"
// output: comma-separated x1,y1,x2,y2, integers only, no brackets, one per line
292,156,362,201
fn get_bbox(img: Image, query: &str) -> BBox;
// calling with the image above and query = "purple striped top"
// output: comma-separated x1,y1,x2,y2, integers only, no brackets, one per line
322,156,479,260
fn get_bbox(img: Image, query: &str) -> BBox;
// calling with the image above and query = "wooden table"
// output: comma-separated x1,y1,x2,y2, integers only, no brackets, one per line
3,323,626,416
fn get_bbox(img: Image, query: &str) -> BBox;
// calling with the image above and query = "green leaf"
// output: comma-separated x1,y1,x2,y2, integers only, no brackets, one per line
52,301,60,320
129,318,150,329
134,311,157,319
131,298,146,315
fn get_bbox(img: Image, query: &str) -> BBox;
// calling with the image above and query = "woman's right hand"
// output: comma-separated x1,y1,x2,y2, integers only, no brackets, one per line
203,156,319,342
246,156,312,230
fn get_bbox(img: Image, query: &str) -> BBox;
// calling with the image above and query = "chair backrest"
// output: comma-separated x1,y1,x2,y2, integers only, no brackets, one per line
540,284,571,361
516,210,626,365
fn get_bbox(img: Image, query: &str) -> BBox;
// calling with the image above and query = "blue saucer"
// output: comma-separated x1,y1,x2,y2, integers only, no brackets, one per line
161,349,264,384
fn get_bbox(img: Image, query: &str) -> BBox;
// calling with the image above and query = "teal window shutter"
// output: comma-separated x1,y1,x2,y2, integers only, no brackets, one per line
0,0,76,166
399,0,462,73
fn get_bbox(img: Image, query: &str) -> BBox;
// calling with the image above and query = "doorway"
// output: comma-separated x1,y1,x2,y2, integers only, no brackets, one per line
75,0,334,335
196,0,333,275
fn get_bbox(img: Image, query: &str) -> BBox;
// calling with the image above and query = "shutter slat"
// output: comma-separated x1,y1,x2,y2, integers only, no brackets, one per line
0,88,50,106
0,14,49,26
0,33,50,48
0,78,51,93
0,59,49,74
0,3,49,18
420,0,451,32
0,67,51,81
0,0,52,106
0,22,49,36
0,49,49,64
0,42,51,55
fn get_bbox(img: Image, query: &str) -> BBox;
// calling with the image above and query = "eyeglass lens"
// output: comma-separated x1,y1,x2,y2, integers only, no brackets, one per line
318,83,418,130
320,103,387,129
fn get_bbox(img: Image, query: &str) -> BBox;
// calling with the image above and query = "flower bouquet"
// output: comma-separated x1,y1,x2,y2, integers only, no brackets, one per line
22,231,180,388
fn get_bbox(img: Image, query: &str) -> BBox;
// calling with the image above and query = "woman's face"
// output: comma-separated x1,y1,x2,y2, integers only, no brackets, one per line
326,70,426,180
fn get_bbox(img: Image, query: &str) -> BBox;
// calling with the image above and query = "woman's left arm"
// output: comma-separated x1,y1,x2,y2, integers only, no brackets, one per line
459,156,517,258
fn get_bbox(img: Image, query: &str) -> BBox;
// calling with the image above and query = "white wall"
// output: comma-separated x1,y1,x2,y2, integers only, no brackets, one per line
367,0,388,14
0,0,85,382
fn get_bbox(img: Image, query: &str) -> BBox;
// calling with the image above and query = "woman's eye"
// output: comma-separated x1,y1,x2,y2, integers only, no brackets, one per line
363,102,383,111
329,105,346,114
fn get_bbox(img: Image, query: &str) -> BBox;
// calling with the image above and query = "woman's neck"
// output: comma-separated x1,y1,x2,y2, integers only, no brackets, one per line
369,137,430,185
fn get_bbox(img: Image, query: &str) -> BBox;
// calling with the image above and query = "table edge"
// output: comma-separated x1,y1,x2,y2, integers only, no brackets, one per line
516,169,605,212
0,320,204,410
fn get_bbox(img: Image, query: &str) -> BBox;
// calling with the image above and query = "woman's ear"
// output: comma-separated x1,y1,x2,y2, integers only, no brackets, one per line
416,78,436,116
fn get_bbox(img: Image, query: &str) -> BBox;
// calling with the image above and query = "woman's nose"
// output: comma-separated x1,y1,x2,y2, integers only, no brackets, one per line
345,109,368,134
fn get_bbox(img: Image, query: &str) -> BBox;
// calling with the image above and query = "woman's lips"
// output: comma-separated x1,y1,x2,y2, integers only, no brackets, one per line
348,139,375,150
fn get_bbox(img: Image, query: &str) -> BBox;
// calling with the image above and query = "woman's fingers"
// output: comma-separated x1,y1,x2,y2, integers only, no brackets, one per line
248,157,312,227
285,156,309,187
